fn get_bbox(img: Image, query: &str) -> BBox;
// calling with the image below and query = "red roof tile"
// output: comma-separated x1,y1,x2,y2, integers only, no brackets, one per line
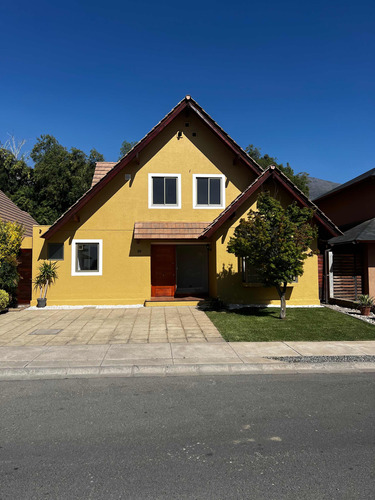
91,162,117,187
0,190,37,237
134,222,209,239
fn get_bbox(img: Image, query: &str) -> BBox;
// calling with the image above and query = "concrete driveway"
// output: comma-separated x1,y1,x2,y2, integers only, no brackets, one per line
0,307,224,347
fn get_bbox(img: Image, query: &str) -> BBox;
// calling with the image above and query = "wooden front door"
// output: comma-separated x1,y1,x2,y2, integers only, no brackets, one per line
151,245,176,297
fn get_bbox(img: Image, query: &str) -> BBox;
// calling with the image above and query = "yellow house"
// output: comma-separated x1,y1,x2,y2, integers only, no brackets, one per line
31,96,339,307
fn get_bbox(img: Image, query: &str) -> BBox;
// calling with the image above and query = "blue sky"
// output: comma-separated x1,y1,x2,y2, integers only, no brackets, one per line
1,0,374,183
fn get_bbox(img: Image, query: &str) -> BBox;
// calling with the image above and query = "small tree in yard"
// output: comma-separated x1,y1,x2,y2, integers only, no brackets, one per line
227,192,317,319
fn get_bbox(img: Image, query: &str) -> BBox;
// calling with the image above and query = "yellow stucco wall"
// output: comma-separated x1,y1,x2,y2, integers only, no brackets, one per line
21,236,32,249
31,114,320,306
212,183,320,306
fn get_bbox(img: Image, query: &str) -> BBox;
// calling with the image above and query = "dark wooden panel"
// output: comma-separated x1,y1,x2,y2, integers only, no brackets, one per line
332,253,363,300
17,249,32,304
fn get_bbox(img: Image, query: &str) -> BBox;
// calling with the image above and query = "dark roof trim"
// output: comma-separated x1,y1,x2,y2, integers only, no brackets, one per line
201,169,272,238
42,96,262,239
328,217,375,245
200,166,341,239
314,167,375,202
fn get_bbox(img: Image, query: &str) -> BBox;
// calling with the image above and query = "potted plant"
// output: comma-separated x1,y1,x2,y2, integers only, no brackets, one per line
33,261,59,308
357,294,374,316
0,290,10,313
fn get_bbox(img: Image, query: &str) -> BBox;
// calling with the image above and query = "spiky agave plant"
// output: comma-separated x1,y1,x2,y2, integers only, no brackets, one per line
33,261,59,299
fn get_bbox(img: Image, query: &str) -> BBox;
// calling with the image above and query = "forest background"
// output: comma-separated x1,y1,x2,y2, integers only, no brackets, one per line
0,135,309,225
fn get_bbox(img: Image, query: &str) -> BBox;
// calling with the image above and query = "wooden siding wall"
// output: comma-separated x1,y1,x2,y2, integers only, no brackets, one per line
17,249,32,304
332,253,363,300
318,254,324,300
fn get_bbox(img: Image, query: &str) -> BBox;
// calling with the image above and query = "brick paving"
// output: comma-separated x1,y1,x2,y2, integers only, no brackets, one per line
0,307,224,347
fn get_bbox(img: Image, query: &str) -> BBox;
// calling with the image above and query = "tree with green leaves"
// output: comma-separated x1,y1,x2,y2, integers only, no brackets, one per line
0,147,34,206
227,192,317,319
0,219,25,305
31,135,104,224
119,140,137,160
246,145,309,196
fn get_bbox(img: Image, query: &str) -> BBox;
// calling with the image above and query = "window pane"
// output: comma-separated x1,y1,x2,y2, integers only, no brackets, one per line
197,177,208,205
48,243,64,260
152,177,164,205
76,243,99,272
209,178,221,205
165,177,177,205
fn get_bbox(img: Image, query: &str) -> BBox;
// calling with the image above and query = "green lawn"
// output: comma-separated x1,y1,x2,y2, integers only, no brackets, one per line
205,307,375,342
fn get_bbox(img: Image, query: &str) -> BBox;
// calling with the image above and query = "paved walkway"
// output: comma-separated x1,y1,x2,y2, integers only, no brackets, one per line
1,307,375,380
0,307,223,346
1,340,375,370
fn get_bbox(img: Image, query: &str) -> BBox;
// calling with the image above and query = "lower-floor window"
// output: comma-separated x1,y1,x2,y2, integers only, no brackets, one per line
71,239,103,276
242,258,298,284
242,258,263,284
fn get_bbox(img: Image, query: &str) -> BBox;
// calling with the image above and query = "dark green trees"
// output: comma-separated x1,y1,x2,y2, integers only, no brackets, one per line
0,136,105,225
246,145,310,196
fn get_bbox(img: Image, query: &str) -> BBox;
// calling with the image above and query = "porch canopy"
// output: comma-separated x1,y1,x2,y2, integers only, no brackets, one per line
134,222,209,239
329,217,375,245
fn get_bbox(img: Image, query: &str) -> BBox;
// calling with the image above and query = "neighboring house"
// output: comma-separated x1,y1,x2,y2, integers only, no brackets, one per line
307,177,340,200
0,190,37,304
314,168,375,303
31,96,339,307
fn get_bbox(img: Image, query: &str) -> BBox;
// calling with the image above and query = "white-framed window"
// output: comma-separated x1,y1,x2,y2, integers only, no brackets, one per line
242,258,298,285
71,239,103,276
193,174,225,209
148,173,181,209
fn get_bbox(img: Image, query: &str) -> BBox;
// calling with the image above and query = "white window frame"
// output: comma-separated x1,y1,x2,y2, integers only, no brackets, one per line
148,173,181,209
71,239,103,276
193,174,225,209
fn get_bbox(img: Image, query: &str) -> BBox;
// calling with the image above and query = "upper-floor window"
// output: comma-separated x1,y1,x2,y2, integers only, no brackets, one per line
148,173,181,209
193,174,225,209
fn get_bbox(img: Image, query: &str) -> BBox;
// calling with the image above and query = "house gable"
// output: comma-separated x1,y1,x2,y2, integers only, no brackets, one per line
201,167,340,239
42,96,263,240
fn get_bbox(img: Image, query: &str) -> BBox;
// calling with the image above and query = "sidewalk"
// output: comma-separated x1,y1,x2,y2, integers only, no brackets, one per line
1,340,375,380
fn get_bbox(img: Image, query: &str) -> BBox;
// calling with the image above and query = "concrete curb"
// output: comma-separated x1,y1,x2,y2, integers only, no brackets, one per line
0,362,375,381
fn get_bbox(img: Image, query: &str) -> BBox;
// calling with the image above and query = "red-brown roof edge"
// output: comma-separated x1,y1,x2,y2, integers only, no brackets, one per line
42,95,263,240
200,166,341,239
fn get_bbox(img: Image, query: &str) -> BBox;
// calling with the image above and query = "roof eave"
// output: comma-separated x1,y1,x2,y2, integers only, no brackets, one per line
200,167,341,239
42,96,262,240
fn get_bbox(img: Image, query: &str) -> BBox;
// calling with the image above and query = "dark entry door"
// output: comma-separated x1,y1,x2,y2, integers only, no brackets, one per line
176,245,208,295
151,245,176,297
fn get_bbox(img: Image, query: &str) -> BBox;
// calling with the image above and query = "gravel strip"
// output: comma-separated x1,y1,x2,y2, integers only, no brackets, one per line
266,355,375,363
324,303,375,325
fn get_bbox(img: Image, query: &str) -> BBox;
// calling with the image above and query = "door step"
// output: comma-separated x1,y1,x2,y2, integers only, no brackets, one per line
144,296,208,307
145,300,201,307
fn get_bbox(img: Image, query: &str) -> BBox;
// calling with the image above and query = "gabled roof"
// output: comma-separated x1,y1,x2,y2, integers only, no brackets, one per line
314,167,375,202
329,217,375,245
200,166,341,239
0,190,37,237
42,96,263,239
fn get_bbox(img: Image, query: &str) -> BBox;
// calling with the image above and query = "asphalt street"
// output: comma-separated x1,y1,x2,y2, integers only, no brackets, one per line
1,374,374,499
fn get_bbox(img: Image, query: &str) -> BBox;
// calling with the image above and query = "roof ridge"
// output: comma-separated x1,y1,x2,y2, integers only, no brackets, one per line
314,167,375,201
42,96,264,239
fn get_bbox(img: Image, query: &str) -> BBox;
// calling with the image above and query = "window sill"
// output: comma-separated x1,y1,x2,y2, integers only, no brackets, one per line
193,205,225,210
149,205,181,209
242,282,296,288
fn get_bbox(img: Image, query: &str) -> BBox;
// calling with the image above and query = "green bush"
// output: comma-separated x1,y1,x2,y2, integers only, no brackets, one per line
0,289,10,310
